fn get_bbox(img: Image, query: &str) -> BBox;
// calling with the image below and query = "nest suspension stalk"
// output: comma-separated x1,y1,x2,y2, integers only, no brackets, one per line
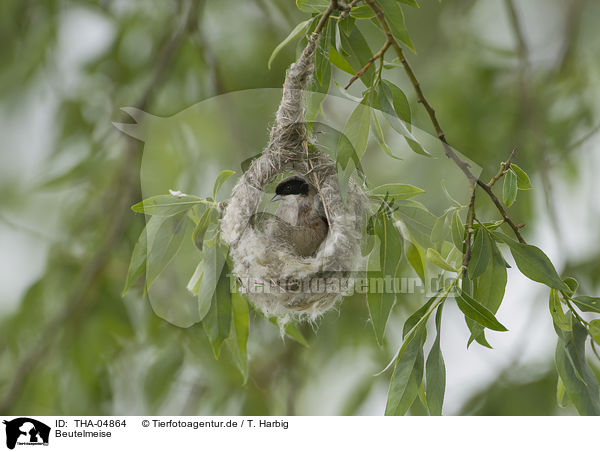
220,31,368,323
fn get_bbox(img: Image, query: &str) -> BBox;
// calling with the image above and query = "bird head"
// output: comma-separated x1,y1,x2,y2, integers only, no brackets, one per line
271,175,312,202
271,175,326,225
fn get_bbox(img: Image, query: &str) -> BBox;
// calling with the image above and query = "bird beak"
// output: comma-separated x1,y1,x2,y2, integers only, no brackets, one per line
271,194,282,202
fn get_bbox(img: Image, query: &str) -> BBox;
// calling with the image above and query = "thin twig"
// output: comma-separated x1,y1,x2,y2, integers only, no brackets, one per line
377,51,385,81
476,180,525,242
340,0,364,19
344,40,391,89
314,0,339,35
564,297,589,327
462,183,477,268
488,148,517,187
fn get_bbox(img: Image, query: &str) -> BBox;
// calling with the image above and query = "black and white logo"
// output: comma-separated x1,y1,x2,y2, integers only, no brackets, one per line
3,418,50,450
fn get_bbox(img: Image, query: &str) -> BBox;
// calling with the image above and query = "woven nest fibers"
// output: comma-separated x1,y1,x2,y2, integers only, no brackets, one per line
220,153,368,323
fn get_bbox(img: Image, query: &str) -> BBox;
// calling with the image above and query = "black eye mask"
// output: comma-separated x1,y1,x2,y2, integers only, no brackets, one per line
275,176,309,196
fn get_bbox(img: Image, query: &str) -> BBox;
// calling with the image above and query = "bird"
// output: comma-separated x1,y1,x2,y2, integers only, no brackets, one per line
249,175,329,257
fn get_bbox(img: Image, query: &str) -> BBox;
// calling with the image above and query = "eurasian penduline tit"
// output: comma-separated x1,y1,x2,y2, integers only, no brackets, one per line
250,175,328,257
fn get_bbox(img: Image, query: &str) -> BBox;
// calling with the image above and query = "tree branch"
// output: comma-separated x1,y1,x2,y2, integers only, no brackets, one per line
340,0,364,19
314,0,340,36
365,0,526,243
476,179,525,242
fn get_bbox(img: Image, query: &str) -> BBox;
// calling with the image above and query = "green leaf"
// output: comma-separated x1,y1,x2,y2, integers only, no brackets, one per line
385,324,426,415
556,376,570,408
473,220,505,231
502,169,518,207
590,319,600,345
350,5,376,18
131,194,205,216
241,152,261,173
405,240,426,283
426,304,445,416
375,0,414,50
146,213,191,289
268,19,310,70
402,291,440,338
405,136,431,157
511,164,533,189
417,382,427,408
426,248,456,272
369,183,424,200
197,242,228,321
381,80,411,127
229,292,249,382
398,0,420,7
470,240,507,346
336,158,355,202
213,170,236,199
456,290,508,332
337,100,370,200
371,110,402,160
338,14,355,37
278,320,310,347
337,101,371,168
394,200,436,249
494,232,569,292
555,319,600,415
203,261,233,358
328,45,356,75
549,289,571,332
339,27,376,86
186,261,203,295
296,0,329,13
430,213,448,244
144,345,184,411
451,212,464,250
465,318,492,349
362,214,376,256
368,210,404,344
123,220,153,296
441,180,462,207
192,207,217,251
312,23,332,93
571,296,600,313
375,83,408,134
467,228,491,279
563,277,578,296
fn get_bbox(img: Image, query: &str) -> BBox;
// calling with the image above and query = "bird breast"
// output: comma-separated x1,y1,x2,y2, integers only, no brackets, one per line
290,214,328,256
250,195,328,257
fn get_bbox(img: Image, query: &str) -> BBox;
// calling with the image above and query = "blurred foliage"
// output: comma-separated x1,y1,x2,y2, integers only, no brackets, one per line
1,0,600,415
459,366,565,416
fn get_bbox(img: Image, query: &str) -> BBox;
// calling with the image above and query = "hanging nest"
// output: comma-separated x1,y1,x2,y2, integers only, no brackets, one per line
220,33,368,322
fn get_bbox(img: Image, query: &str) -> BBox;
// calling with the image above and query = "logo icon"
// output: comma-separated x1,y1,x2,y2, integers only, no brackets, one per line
3,418,50,450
